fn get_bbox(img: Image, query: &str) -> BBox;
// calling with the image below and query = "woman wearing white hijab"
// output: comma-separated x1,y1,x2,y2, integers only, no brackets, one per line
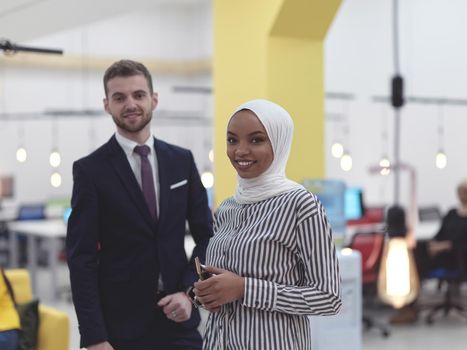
194,99,341,350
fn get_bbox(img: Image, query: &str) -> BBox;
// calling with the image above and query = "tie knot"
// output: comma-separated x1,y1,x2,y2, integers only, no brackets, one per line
134,145,151,157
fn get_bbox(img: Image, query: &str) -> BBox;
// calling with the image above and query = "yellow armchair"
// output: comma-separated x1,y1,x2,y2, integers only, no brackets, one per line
5,269,69,350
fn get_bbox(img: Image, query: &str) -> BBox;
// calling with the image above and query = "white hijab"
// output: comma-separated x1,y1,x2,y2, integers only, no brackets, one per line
231,99,304,204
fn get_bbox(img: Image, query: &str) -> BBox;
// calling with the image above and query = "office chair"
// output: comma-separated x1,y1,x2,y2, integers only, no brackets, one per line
425,250,467,324
16,204,46,266
16,204,46,221
350,231,390,337
418,206,442,222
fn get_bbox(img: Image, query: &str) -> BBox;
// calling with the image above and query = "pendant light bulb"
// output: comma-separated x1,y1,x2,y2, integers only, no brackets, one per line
340,153,352,171
378,206,420,309
379,157,391,176
331,142,344,158
208,149,214,163
435,151,447,169
49,150,61,168
201,171,214,189
16,146,28,163
378,237,419,308
50,172,62,188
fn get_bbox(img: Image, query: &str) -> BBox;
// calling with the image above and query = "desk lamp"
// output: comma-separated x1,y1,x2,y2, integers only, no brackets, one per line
378,205,419,309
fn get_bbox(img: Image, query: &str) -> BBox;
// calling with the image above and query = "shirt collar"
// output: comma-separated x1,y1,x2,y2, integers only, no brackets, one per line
115,132,155,156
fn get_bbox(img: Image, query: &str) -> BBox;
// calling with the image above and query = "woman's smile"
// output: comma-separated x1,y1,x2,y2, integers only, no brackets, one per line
227,110,273,179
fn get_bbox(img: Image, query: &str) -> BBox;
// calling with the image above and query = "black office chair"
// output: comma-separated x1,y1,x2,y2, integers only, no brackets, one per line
350,231,390,337
425,250,467,324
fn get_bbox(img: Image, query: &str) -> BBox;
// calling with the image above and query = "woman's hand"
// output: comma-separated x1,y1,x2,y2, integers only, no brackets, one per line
193,266,245,312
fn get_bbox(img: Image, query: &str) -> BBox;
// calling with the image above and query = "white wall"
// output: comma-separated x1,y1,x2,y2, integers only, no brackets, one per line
2,0,466,215
0,3,213,206
325,0,467,213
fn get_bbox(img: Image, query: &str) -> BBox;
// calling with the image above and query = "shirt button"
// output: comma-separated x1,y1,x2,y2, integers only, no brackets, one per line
255,301,260,306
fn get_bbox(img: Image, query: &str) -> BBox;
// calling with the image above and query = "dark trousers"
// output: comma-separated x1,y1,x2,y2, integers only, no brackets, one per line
414,240,461,279
0,330,19,350
109,308,202,350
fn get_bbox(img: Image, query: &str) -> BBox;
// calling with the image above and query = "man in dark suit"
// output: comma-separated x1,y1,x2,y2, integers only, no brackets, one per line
66,59,213,350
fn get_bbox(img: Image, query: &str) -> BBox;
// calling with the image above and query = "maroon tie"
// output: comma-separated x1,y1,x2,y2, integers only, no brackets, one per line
134,145,157,220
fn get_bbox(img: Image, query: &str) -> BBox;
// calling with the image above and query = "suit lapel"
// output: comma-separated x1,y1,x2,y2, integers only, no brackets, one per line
154,139,169,232
106,135,156,230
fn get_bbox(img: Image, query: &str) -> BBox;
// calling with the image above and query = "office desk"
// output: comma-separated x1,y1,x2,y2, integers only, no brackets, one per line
0,208,17,222
415,220,440,240
345,220,440,245
7,219,198,300
7,219,66,299
310,250,361,350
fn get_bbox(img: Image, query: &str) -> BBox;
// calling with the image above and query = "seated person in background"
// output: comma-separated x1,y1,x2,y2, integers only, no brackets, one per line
417,179,467,279
428,179,467,266
391,179,467,324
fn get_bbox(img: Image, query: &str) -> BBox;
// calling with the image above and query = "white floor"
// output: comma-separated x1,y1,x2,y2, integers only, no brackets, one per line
36,265,467,350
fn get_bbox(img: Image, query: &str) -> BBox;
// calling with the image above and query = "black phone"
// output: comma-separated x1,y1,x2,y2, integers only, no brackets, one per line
195,257,212,280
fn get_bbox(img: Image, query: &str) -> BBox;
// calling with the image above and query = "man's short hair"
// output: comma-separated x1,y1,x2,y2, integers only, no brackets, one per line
103,59,154,95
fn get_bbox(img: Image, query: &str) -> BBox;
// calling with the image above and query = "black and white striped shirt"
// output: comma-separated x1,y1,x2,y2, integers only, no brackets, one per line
203,188,342,350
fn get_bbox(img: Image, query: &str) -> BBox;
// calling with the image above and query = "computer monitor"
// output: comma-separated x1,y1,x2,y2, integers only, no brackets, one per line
345,187,365,220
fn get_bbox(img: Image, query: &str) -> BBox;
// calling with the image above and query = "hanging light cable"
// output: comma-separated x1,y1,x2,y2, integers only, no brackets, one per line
435,103,447,169
379,104,391,175
377,0,419,310
339,101,352,171
49,117,62,188
16,124,27,163
81,28,98,153
49,117,61,168
331,106,345,158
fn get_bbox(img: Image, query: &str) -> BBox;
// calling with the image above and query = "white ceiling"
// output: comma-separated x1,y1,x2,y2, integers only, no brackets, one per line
0,0,208,42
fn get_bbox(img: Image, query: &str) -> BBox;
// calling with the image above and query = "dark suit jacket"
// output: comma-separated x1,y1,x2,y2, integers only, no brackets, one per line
66,135,213,348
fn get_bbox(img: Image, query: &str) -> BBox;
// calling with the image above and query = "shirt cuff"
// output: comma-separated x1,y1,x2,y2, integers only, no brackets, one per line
242,277,276,311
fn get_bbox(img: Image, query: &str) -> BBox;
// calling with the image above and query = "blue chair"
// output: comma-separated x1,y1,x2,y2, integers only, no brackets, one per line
16,204,46,221
425,252,467,324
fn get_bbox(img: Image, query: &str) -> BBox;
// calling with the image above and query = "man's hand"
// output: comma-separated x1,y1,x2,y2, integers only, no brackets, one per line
157,292,192,322
194,266,245,313
88,341,114,350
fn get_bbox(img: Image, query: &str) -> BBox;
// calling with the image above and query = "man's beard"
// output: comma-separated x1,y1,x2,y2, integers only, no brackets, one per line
112,111,152,133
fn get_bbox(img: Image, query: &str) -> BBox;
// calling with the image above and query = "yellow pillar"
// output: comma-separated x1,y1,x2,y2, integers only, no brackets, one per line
214,0,341,204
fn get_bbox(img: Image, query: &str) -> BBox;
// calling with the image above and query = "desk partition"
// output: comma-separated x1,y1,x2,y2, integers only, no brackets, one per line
7,219,66,299
310,250,361,350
